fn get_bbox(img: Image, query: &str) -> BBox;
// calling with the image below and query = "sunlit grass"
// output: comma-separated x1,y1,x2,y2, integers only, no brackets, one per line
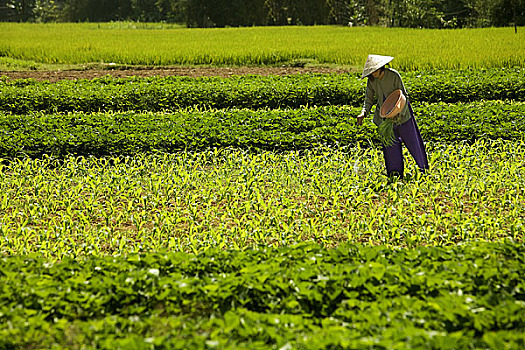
0,23,524,70
1,139,523,259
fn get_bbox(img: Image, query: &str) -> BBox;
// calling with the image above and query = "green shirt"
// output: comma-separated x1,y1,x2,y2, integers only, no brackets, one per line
361,68,411,126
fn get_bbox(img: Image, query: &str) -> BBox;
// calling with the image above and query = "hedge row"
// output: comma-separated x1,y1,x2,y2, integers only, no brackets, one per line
1,242,523,349
1,101,523,157
1,69,524,113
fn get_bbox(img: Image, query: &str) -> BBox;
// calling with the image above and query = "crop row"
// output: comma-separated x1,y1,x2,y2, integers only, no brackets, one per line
3,24,525,70
1,69,524,113
1,242,523,349
1,140,523,258
1,101,523,158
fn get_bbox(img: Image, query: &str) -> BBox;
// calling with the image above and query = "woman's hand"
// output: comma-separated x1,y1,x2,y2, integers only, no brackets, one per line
356,112,365,126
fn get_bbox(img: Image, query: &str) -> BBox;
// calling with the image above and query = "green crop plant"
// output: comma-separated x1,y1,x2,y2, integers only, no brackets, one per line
1,21,524,350
1,242,524,349
1,24,524,70
1,69,524,113
0,139,523,259
0,101,523,158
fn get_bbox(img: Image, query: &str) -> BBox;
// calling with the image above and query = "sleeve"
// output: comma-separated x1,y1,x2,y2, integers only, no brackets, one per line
393,71,409,99
361,78,375,116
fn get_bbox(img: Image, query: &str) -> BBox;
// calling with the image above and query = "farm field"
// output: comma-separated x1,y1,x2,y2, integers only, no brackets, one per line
1,23,525,70
1,24,525,349
1,140,524,259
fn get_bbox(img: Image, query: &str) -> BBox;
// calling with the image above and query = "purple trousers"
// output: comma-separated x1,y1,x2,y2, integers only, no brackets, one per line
382,103,428,177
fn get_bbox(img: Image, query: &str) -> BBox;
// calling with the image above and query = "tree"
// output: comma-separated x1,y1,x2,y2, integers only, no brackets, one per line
33,0,60,22
3,0,35,21
489,0,525,28
440,0,471,28
132,0,161,21
265,0,289,25
383,0,444,28
366,0,378,25
464,0,525,27
326,0,366,25
286,0,330,25
0,0,521,28
404,0,442,28
149,0,187,23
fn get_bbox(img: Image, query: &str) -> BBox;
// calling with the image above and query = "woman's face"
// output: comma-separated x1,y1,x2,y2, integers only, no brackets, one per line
371,68,384,78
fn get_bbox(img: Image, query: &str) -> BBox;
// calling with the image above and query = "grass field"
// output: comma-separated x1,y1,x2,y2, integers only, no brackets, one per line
1,23,525,70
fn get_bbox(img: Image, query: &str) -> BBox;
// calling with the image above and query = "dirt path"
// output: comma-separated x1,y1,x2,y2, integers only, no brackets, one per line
1,66,352,82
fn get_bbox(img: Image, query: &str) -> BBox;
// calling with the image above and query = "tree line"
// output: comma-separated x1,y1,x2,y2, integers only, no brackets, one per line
0,0,523,29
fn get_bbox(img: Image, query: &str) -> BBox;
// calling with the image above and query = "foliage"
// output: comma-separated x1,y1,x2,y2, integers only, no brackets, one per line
1,0,523,28
0,101,523,157
0,73,364,113
377,118,396,147
1,69,524,114
0,242,524,348
0,17,524,350
0,140,524,258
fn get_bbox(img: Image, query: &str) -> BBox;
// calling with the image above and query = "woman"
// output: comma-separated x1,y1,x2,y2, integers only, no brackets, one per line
356,54,429,179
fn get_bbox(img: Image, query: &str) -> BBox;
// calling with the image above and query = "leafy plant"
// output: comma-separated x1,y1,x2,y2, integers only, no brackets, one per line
377,118,396,147
0,139,523,258
1,69,524,113
0,101,523,157
0,242,523,349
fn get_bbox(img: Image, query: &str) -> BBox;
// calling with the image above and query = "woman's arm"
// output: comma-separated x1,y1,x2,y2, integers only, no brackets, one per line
357,78,375,125
361,78,375,116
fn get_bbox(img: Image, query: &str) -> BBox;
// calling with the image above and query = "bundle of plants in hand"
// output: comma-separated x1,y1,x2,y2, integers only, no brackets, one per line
377,107,404,147
377,118,397,147
378,89,406,147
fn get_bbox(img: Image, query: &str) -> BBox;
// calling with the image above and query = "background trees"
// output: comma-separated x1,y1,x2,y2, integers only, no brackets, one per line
0,0,523,28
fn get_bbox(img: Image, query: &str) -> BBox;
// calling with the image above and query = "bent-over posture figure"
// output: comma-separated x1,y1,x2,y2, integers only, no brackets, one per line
357,54,429,178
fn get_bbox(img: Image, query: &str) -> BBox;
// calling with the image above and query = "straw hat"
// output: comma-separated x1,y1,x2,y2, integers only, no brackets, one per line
361,54,394,79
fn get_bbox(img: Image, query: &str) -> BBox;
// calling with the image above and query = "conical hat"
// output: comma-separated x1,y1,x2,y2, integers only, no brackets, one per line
361,54,394,78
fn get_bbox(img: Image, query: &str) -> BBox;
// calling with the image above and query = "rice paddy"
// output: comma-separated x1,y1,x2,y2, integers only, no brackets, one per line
1,24,524,70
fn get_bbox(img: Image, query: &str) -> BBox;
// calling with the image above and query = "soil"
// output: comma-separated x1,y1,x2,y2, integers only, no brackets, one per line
0,66,353,82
